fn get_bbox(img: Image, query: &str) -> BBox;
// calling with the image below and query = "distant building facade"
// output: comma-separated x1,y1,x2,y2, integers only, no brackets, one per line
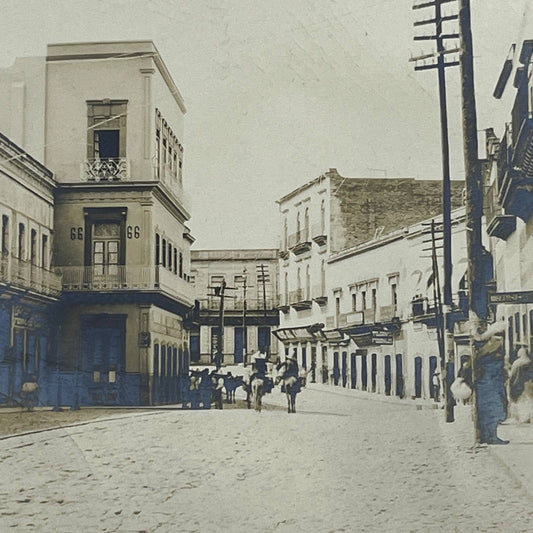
0,41,195,406
191,249,279,365
0,132,61,405
275,168,466,398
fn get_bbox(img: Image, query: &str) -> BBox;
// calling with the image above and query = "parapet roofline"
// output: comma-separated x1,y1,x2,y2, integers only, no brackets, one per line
46,41,186,113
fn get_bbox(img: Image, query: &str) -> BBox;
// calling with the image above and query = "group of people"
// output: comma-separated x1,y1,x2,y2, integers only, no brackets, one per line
430,321,533,445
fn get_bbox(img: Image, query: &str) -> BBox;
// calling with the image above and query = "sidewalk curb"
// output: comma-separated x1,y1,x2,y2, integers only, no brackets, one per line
0,410,168,442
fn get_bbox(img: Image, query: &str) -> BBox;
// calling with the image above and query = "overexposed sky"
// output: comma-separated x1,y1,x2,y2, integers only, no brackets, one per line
0,0,531,248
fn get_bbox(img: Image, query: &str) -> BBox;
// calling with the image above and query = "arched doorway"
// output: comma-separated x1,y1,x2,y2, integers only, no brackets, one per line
415,356,423,398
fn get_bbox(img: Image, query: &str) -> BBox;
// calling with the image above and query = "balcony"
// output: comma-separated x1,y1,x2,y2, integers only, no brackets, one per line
288,231,312,255
484,181,516,240
312,284,327,306
81,158,130,181
199,297,279,312
0,254,62,298
498,108,533,221
311,223,327,246
289,289,312,310
277,295,290,313
58,265,194,306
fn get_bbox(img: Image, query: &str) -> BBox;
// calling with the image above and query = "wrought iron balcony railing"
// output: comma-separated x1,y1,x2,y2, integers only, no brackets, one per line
58,265,194,306
198,297,279,312
0,254,62,297
81,158,130,181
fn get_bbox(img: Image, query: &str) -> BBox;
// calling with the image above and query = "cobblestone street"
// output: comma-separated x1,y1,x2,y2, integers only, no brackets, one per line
1,386,532,532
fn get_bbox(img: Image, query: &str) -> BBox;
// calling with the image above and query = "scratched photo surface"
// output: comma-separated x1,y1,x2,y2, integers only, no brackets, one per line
1,1,533,532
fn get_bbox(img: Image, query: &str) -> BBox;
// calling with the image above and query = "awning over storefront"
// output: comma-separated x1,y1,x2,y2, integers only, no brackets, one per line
321,329,350,345
348,330,394,346
273,323,324,343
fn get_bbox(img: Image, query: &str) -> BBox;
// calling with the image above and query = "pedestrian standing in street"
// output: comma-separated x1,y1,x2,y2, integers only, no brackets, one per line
21,374,39,411
509,344,533,422
432,372,441,402
474,327,509,445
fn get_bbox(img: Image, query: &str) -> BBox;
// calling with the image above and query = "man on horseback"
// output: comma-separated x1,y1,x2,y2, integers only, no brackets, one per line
276,351,302,413
249,351,268,412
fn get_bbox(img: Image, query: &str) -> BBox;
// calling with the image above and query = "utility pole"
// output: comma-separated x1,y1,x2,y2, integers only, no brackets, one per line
242,267,248,366
207,279,236,370
256,264,270,357
458,0,485,443
412,0,459,422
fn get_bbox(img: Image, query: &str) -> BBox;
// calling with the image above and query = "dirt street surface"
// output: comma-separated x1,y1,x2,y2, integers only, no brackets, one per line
1,386,532,532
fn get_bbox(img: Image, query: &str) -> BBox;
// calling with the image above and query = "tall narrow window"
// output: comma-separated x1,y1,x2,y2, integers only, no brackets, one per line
391,283,398,307
2,215,9,255
18,223,25,260
167,244,172,271
284,272,288,303
306,265,311,300
155,233,160,265
321,260,326,294
320,199,326,233
296,212,301,240
155,128,161,178
361,291,367,310
162,239,167,267
352,293,357,311
371,288,377,309
179,252,183,278
304,208,309,240
30,229,37,265
173,248,178,275
41,234,48,269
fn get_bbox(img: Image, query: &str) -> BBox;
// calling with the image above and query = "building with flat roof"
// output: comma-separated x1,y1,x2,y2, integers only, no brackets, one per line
191,249,279,366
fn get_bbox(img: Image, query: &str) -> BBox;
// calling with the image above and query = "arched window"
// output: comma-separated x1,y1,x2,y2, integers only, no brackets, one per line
304,208,309,240
296,212,301,240
320,199,326,233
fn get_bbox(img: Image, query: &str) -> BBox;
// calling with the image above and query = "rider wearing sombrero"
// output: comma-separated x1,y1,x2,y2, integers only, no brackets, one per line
284,351,299,379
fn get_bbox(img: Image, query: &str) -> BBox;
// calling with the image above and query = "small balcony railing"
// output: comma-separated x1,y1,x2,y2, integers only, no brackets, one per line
199,297,279,312
58,265,194,305
81,158,130,181
311,223,327,246
312,284,327,305
0,254,62,297
287,230,312,255
484,181,516,240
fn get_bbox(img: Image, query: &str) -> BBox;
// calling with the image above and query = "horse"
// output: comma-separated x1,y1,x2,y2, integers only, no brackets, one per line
223,374,243,404
251,377,265,412
275,361,302,413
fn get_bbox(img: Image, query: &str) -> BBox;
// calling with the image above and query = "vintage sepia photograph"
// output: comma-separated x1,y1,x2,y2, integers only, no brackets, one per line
1,0,533,531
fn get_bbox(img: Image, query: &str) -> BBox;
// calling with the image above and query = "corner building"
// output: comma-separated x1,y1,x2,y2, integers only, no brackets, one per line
0,42,195,406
